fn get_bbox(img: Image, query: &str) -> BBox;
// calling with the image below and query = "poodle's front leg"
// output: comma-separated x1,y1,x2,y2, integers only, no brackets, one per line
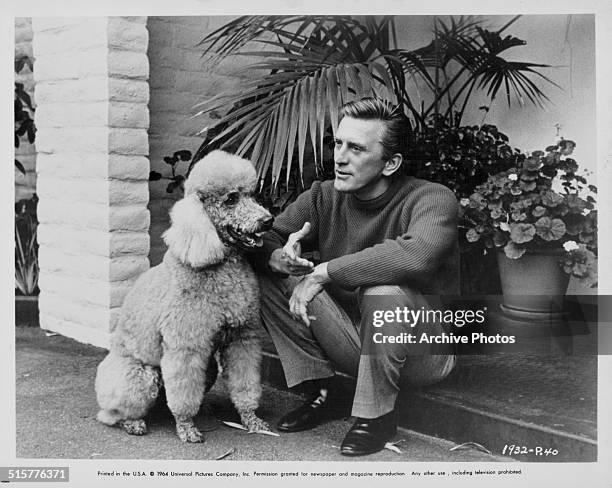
221,330,270,432
160,346,209,443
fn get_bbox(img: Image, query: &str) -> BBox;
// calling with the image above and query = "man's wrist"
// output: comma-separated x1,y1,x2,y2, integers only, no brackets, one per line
311,262,331,284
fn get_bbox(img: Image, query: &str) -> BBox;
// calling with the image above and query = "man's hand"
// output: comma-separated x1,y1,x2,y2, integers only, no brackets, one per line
289,263,330,327
268,222,315,276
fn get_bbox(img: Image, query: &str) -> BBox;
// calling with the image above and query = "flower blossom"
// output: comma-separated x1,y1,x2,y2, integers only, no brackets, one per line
508,173,518,181
563,240,580,252
460,198,470,207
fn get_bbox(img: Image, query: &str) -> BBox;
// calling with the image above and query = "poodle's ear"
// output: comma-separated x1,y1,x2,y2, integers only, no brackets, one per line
162,194,226,267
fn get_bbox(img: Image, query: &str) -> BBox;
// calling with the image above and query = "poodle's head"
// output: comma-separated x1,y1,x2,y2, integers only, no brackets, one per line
163,150,273,268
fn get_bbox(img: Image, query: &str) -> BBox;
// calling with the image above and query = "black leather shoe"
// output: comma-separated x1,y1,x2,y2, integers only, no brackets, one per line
340,411,397,456
277,393,332,432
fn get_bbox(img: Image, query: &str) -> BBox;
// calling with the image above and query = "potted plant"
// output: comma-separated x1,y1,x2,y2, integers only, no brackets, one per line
15,55,39,327
459,139,597,319
407,120,521,294
15,196,40,326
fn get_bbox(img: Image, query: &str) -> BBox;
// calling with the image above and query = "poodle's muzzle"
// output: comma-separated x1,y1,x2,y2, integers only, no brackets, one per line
226,215,274,250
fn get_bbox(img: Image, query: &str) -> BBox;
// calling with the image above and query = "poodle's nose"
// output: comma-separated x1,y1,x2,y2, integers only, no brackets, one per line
260,216,274,231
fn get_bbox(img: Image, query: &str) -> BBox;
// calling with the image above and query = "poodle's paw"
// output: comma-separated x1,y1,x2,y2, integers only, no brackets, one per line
121,419,147,436
175,417,204,443
239,410,271,433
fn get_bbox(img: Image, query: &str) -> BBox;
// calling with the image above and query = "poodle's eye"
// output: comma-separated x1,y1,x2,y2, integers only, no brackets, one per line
224,192,240,206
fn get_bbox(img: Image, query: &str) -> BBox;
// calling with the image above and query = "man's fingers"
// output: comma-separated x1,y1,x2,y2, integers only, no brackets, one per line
291,301,309,327
290,257,314,269
289,294,310,327
286,222,311,247
293,222,311,240
300,310,310,327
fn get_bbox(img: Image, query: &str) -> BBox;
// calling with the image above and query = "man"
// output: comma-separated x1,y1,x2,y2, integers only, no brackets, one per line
257,97,459,456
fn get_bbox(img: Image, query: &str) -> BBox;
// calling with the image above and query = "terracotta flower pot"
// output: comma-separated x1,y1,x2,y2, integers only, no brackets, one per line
497,250,570,322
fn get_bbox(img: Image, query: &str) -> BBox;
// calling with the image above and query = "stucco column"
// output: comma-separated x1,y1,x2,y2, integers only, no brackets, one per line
32,17,150,347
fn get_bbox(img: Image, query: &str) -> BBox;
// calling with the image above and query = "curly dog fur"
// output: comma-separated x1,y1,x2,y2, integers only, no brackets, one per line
95,150,273,442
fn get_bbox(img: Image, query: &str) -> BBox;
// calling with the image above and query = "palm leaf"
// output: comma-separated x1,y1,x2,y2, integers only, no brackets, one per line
346,64,364,98
368,60,396,103
336,65,349,104
194,15,557,187
297,78,310,181
307,72,320,168
199,16,363,62
284,85,300,187
271,94,290,185
317,68,328,166
326,65,339,134
258,107,279,182
250,118,270,184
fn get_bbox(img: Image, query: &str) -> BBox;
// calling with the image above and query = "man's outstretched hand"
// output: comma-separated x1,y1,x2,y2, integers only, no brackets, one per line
268,222,331,326
268,222,315,276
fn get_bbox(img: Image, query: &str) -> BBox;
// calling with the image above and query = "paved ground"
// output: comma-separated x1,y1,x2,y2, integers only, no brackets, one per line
15,327,509,462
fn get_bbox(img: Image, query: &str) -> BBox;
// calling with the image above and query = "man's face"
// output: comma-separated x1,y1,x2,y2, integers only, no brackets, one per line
333,117,389,199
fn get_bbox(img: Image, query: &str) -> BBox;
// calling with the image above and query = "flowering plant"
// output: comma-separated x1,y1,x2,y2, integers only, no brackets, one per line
459,139,597,286
408,119,518,198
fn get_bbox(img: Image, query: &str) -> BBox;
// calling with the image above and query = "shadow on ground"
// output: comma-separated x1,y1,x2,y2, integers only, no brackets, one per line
16,327,507,462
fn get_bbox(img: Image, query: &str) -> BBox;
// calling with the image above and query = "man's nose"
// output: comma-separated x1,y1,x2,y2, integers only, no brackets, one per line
334,145,348,164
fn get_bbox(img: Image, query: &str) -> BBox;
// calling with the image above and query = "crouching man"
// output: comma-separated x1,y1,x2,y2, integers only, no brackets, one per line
257,97,459,456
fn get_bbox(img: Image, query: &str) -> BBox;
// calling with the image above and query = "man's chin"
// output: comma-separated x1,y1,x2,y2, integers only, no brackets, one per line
334,178,353,193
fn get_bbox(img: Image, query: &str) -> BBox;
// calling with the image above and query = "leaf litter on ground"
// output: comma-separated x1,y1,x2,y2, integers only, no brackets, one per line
221,420,280,437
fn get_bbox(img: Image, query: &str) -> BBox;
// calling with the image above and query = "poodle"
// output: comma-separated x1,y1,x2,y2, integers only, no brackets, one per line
95,150,273,443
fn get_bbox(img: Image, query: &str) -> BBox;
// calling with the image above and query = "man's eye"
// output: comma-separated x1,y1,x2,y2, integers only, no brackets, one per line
224,192,240,206
334,140,342,148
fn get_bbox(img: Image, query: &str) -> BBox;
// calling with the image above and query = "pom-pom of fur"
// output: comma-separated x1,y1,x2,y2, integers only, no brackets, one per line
97,409,123,426
184,150,257,197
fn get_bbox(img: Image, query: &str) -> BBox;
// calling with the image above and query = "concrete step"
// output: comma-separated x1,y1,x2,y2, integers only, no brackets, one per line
261,350,597,463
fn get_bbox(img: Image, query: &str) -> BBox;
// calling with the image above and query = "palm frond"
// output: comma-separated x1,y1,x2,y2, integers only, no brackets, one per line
307,72,320,168
297,78,310,182
199,16,363,63
272,94,290,184
285,85,300,187
194,15,558,187
326,65,339,134
421,21,558,122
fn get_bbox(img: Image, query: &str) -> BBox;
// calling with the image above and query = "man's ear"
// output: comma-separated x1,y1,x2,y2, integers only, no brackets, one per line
382,153,403,176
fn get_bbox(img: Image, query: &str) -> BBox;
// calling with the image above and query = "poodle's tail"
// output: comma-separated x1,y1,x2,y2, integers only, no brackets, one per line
97,409,124,426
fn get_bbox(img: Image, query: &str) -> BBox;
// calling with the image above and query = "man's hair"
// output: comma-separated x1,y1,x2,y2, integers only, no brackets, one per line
340,97,411,161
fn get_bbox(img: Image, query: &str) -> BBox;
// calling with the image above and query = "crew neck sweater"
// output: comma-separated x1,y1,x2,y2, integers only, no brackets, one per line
261,174,459,294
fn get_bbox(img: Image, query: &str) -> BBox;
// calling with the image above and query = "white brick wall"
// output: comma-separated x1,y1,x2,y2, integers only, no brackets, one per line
146,16,257,265
15,17,37,201
33,17,151,347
